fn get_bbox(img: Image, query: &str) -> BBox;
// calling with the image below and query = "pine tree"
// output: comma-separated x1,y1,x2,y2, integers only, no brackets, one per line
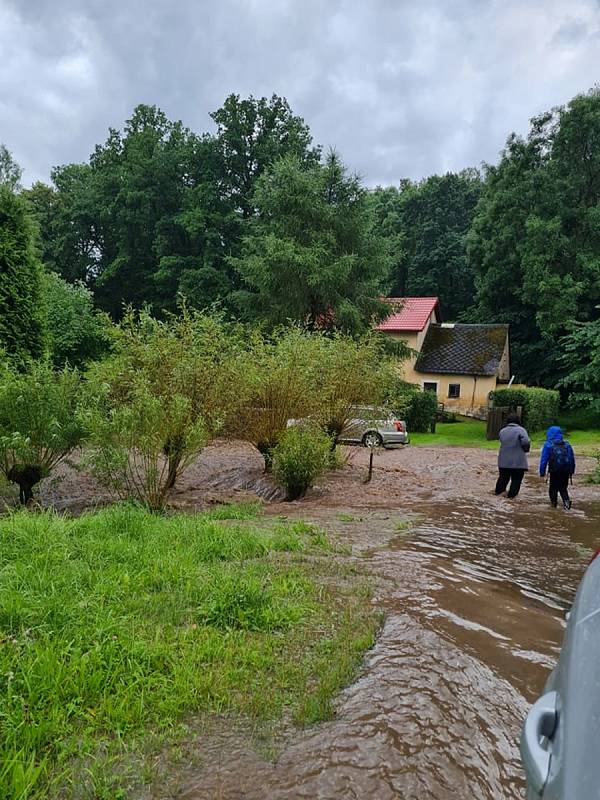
0,185,46,366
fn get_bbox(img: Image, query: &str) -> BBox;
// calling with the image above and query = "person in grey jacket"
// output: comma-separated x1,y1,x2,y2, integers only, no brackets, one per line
495,413,531,498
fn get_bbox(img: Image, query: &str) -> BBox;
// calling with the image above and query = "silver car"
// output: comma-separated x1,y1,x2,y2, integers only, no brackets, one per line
521,547,600,798
338,405,409,448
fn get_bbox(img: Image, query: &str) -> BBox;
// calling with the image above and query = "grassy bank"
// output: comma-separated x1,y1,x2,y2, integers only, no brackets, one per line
0,503,379,799
411,412,600,453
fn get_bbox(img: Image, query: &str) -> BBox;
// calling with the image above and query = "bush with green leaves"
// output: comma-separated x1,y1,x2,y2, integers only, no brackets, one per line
384,379,438,432
273,424,331,500
85,309,249,510
308,332,399,449
232,327,320,471
0,362,85,503
490,387,560,431
43,272,112,367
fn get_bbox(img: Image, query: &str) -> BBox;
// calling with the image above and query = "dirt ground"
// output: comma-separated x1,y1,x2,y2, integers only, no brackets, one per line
15,439,598,516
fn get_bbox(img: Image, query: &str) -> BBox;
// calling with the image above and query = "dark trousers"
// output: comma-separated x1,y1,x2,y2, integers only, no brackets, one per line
495,468,525,498
549,471,571,506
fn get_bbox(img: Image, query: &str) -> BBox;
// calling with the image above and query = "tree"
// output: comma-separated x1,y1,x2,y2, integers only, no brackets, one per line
371,171,481,319
43,272,111,368
230,153,391,333
560,314,600,412
469,88,600,385
25,166,101,286
0,185,46,367
0,144,22,191
211,93,321,218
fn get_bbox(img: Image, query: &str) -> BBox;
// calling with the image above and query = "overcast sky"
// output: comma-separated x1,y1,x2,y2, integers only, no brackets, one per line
1,0,599,187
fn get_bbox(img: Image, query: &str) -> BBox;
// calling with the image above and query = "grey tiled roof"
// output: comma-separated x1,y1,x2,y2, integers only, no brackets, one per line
415,324,509,376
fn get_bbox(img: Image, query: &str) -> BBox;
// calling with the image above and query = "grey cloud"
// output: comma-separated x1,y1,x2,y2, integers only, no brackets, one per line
1,0,600,187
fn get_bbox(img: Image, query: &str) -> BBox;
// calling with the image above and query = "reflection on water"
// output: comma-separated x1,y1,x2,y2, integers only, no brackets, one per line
181,498,600,800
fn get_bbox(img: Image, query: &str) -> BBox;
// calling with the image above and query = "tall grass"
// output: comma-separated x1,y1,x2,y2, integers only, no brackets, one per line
0,504,377,798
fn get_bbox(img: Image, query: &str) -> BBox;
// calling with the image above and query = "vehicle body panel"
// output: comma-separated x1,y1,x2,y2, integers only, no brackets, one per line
521,554,600,799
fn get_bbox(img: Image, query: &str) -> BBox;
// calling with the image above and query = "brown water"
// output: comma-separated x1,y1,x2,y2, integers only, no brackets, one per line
177,496,600,800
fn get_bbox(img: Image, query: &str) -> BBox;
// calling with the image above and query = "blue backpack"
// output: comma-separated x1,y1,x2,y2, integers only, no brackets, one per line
549,441,572,473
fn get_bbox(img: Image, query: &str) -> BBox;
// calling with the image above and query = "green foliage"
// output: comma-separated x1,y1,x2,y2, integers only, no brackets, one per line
490,387,560,431
308,332,400,446
469,88,600,385
0,185,46,368
384,380,438,433
85,309,248,509
0,504,377,798
232,327,320,469
559,314,600,412
230,153,391,334
43,272,111,367
211,93,321,219
196,574,300,631
272,424,331,500
0,144,23,191
371,170,481,319
0,362,85,502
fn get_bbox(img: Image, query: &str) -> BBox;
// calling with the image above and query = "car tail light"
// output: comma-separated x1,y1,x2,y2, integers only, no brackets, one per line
589,547,600,565
394,420,405,432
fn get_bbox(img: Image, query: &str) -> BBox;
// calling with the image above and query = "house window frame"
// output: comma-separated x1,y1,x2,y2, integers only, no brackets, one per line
448,383,461,399
422,381,438,395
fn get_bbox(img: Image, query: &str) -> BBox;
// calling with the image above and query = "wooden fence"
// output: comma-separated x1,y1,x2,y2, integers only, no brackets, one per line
486,406,523,440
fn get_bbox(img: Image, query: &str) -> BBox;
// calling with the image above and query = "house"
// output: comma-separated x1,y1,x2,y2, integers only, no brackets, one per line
376,297,511,416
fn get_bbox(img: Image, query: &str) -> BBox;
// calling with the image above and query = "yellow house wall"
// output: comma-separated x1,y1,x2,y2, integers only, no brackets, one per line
413,373,497,417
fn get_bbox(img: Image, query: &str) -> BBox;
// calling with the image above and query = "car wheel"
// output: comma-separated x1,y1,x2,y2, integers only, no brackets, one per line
362,431,383,448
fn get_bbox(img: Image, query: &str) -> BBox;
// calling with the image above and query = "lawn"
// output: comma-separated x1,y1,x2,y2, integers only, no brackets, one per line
411,411,600,454
0,503,379,799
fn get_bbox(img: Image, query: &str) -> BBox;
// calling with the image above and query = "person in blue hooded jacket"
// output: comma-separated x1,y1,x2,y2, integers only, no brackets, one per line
539,425,575,510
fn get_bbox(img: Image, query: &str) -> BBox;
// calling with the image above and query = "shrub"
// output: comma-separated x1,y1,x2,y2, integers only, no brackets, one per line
85,387,208,511
385,380,438,432
232,328,320,470
308,332,397,448
85,309,249,510
406,389,439,432
0,362,85,503
490,387,560,431
272,424,331,500
43,272,112,368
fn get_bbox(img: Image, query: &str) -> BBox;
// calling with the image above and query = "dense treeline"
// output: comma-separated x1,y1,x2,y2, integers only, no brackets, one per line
1,88,600,398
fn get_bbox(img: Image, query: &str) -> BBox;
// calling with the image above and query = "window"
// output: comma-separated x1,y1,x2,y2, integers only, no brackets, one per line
448,383,461,399
423,382,438,394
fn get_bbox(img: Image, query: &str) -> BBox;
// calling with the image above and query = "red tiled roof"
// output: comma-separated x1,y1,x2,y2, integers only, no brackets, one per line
376,297,441,332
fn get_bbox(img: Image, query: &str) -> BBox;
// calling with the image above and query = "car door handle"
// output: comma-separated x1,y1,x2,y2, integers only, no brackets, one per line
520,691,558,795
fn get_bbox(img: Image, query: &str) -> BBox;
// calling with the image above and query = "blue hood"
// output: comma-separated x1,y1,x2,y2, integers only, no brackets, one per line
546,425,563,442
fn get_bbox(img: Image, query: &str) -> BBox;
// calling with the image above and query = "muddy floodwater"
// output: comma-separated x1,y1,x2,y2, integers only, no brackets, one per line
19,442,600,798
179,495,599,799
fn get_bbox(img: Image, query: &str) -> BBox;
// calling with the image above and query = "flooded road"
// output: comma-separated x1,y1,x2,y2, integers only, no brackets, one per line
180,495,600,800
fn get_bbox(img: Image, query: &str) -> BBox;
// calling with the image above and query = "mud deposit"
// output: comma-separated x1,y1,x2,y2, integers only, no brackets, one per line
170,493,598,800
10,442,600,798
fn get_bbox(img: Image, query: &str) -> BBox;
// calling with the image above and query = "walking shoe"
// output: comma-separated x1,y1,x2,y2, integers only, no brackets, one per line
564,500,572,510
